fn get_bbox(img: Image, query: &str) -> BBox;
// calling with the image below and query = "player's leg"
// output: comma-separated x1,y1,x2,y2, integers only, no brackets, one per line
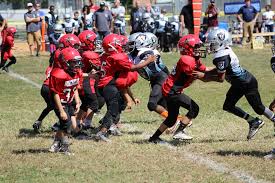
33,84,54,132
96,83,119,142
172,93,199,140
2,56,16,72
0,50,7,69
149,96,180,144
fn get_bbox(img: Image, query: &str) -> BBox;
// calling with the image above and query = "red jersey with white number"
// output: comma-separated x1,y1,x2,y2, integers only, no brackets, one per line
49,68,81,104
43,66,53,86
98,53,133,88
162,55,206,97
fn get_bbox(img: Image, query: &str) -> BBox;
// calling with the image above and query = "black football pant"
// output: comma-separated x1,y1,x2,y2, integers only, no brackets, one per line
98,82,120,129
37,84,54,121
223,76,265,118
163,93,199,128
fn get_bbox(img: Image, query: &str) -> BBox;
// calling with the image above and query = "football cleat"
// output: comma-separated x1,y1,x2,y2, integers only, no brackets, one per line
264,149,275,160
2,66,9,73
48,140,60,153
59,143,73,155
94,131,111,142
108,124,122,136
247,117,265,140
173,130,193,140
33,120,42,133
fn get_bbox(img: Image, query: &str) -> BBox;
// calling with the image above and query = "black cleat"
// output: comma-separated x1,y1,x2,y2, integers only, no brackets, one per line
2,66,9,72
33,120,42,133
247,117,265,140
59,143,73,155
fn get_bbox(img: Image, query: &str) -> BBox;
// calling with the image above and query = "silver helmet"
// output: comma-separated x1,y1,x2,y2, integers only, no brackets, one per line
54,24,63,33
145,32,159,49
127,32,142,53
127,32,152,52
206,28,232,53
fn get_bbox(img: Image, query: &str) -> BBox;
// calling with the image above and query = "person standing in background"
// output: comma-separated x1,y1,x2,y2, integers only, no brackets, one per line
93,2,112,39
262,4,274,39
205,0,219,34
73,11,82,36
237,0,259,46
45,5,59,52
130,0,144,34
179,0,194,35
0,13,7,46
34,3,45,38
111,0,125,20
82,5,94,31
89,0,99,13
24,3,42,56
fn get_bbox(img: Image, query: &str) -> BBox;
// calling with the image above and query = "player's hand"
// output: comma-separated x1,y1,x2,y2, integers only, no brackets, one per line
192,71,205,79
75,103,81,114
134,98,140,105
147,55,156,63
269,100,275,112
60,110,68,121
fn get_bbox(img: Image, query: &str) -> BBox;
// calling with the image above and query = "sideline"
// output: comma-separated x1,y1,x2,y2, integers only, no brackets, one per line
6,70,271,183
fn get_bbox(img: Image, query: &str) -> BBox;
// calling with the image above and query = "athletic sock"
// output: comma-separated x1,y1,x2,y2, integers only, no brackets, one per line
160,111,168,118
151,129,162,139
263,107,275,121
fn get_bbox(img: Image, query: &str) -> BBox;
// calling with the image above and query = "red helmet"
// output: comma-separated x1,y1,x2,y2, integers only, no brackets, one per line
178,34,206,58
59,34,81,49
102,34,125,54
59,47,82,74
82,51,101,69
78,30,97,51
6,27,17,36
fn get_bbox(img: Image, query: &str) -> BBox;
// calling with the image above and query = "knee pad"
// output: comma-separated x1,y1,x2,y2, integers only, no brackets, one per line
147,102,157,111
186,101,200,119
10,56,16,64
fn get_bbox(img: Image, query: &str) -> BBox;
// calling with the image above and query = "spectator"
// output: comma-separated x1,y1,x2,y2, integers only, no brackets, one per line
93,2,112,40
111,0,125,20
45,5,59,37
34,3,45,34
62,14,76,34
262,4,274,39
82,5,94,30
205,0,219,33
179,0,194,35
237,0,259,46
130,0,144,34
73,11,82,36
0,13,7,46
89,0,99,13
24,2,42,56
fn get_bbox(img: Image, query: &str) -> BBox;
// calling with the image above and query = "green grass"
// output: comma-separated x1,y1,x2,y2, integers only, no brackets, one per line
0,46,275,182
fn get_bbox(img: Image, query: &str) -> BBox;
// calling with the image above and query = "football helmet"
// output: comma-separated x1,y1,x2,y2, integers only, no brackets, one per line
142,13,151,21
102,33,125,54
127,32,142,53
54,24,63,34
59,47,82,74
64,14,71,23
82,51,101,70
6,27,17,36
78,30,97,51
178,34,206,58
145,32,159,49
59,34,81,49
206,28,232,53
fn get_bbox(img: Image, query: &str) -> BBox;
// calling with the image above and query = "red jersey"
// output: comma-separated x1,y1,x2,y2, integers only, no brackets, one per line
49,68,81,104
43,66,53,86
98,53,133,88
2,35,14,60
162,55,206,97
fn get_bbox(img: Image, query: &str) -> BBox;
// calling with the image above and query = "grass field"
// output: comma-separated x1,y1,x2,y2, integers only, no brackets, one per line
0,46,275,183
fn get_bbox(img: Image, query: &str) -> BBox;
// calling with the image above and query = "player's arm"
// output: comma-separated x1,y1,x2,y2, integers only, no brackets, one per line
74,89,81,114
53,92,67,120
130,55,156,71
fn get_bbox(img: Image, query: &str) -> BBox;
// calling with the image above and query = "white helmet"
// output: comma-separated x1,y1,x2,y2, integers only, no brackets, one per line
172,15,179,22
206,28,232,53
127,32,151,52
54,24,63,33
64,14,71,22
145,32,159,49
127,32,142,52
143,13,151,21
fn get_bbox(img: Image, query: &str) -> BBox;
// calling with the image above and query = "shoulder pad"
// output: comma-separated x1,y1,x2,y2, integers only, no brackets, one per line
82,51,100,60
51,68,68,79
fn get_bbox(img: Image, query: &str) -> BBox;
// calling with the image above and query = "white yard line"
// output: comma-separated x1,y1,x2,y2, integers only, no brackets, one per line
6,70,271,183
